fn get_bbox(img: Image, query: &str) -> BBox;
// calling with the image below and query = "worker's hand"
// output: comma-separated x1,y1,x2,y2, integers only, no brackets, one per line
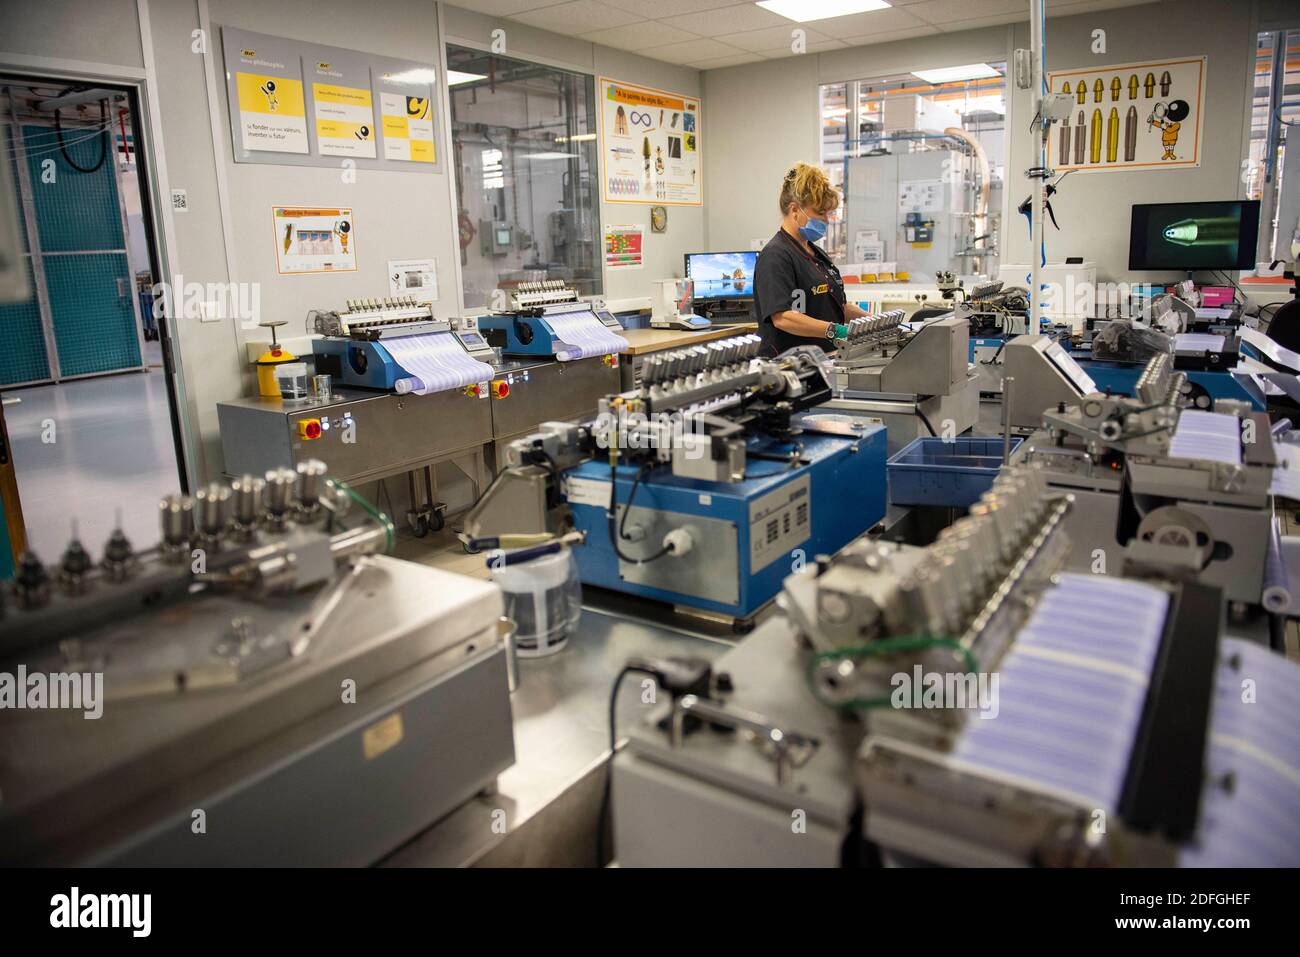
830,323,850,340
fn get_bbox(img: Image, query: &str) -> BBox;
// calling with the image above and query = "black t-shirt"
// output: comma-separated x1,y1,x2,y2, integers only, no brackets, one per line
751,228,847,357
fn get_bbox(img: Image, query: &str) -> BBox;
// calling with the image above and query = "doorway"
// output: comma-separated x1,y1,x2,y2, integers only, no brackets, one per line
0,77,187,573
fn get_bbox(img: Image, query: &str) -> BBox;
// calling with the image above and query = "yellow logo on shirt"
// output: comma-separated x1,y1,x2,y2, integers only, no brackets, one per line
812,283,829,295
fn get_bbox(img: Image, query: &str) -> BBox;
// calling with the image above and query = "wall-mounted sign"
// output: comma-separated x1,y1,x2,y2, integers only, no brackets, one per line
598,78,701,206
273,206,357,275
222,28,439,173
1046,56,1205,173
604,224,644,270
388,258,438,299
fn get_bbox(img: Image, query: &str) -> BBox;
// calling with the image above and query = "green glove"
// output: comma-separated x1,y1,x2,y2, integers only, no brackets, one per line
830,323,850,340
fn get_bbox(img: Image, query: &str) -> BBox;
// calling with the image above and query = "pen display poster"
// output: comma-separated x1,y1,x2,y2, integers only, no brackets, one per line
599,78,701,205
1046,57,1205,173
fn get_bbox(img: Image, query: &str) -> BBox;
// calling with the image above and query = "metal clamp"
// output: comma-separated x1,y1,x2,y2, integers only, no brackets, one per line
669,694,817,787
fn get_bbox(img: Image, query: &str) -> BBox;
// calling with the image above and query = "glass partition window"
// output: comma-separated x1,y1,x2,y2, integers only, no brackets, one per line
819,65,1007,279
446,45,601,309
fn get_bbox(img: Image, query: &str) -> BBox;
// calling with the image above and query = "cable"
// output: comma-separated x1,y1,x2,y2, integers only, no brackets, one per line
607,460,673,564
595,663,659,867
806,636,977,711
53,100,108,173
915,406,938,437
327,477,396,554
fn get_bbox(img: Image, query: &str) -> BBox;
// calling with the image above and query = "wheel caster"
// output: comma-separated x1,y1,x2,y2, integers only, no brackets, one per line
429,510,446,532
407,510,429,538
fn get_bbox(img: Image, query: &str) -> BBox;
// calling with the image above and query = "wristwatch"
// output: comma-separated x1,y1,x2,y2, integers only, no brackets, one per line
824,323,837,340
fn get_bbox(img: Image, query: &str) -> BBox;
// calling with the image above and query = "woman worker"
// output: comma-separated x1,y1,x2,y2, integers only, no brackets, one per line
752,162,869,357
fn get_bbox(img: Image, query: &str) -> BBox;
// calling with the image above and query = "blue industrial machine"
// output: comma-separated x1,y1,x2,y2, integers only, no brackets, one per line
309,296,496,393
477,281,628,360
464,337,889,623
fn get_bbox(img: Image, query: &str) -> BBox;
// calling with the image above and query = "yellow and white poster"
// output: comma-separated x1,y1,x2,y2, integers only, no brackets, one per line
1047,56,1205,173
598,78,701,206
379,90,435,164
234,68,308,155
273,206,357,275
310,56,376,159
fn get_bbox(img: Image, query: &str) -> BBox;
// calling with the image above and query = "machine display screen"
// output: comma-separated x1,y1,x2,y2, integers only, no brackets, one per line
1128,200,1260,271
685,251,757,299
458,333,485,347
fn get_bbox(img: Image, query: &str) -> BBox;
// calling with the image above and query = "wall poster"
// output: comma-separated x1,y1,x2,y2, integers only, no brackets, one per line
1046,56,1205,173
598,78,701,206
222,28,440,173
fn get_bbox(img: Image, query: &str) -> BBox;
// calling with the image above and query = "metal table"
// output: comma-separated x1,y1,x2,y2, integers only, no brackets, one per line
381,603,734,867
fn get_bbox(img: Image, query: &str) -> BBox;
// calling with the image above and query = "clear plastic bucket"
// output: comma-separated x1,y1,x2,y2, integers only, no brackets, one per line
490,547,581,658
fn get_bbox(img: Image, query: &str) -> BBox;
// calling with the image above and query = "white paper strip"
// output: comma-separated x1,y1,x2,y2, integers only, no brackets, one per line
543,308,628,361
1169,409,1241,465
377,332,494,395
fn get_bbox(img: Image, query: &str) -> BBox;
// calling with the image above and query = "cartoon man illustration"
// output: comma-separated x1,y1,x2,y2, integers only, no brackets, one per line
260,79,279,112
334,219,352,254
1148,99,1189,160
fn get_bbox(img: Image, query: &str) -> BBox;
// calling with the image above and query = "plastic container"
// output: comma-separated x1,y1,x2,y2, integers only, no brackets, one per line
887,436,1023,508
274,362,310,400
490,547,581,658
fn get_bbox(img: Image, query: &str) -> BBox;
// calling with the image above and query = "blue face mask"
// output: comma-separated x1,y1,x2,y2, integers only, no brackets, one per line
797,210,827,243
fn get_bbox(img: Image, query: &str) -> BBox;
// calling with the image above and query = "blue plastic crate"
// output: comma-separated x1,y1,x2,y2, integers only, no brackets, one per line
887,436,1021,508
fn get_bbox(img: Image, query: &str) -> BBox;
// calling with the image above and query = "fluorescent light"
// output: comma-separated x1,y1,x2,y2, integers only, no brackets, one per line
911,63,1001,84
555,133,597,143
756,0,890,23
447,70,486,87
524,152,579,160
385,68,441,85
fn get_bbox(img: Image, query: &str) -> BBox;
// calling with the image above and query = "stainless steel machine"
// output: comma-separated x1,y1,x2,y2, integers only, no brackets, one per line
611,464,1300,867
0,463,514,865
821,309,980,452
1010,353,1279,606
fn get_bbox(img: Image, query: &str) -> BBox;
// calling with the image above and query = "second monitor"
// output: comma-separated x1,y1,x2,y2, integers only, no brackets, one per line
685,251,757,306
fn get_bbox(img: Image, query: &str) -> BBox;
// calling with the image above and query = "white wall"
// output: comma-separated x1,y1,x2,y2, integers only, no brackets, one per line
1005,0,1259,284
702,0,1275,284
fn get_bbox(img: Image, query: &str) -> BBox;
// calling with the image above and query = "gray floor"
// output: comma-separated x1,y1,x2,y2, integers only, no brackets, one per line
6,367,180,561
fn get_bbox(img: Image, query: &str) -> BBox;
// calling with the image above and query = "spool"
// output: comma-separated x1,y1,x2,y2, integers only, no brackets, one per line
490,547,581,658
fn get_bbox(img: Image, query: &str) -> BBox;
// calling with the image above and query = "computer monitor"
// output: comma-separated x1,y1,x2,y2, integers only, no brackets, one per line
684,251,757,299
1128,200,1260,272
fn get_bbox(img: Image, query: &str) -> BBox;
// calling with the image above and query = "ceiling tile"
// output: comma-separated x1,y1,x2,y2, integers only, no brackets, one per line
691,52,770,69
638,37,747,64
717,24,836,53
762,39,851,59
511,0,645,34
445,0,573,16
839,23,943,44
599,0,740,16
932,10,1027,30
661,5,789,35
908,0,1029,24
805,6,928,35
578,22,700,50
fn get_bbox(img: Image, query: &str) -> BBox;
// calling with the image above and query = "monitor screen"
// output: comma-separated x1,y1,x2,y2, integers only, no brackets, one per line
1128,200,1260,271
684,251,757,299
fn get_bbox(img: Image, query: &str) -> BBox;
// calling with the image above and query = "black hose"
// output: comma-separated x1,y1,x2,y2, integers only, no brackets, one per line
55,99,109,174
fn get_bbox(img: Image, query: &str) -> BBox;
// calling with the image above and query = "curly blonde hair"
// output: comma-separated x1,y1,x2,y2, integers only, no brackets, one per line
779,162,839,216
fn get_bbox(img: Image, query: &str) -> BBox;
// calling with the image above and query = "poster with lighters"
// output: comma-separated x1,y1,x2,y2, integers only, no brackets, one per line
598,78,701,206
273,206,357,275
1046,57,1205,173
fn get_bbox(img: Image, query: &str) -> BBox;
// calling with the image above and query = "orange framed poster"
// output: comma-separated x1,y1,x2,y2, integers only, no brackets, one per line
1047,57,1205,173
598,77,701,206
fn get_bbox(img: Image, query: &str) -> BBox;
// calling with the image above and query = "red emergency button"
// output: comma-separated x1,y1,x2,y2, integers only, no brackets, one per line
298,418,322,440
491,380,510,399
466,383,482,398
603,354,619,367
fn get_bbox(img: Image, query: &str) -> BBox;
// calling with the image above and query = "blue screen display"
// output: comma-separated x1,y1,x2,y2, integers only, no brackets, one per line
685,251,757,299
